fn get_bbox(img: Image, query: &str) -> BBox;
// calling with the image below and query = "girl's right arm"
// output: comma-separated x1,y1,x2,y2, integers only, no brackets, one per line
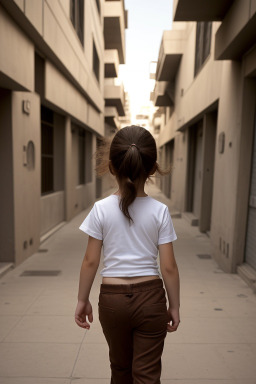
75,236,102,329
159,242,180,332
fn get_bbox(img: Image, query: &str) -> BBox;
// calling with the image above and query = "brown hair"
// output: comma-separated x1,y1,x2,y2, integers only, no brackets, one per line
96,125,167,222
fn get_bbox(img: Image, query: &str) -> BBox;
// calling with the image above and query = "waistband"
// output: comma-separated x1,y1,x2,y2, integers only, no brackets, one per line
100,278,163,294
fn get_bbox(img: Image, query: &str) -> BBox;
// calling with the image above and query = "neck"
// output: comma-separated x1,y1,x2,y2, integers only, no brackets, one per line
115,181,147,197
135,184,147,197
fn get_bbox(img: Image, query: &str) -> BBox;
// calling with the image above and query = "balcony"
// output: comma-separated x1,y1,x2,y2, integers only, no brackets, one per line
104,78,125,116
104,49,119,78
152,82,174,107
104,0,127,64
156,30,185,82
104,106,119,129
173,0,234,21
215,1,256,60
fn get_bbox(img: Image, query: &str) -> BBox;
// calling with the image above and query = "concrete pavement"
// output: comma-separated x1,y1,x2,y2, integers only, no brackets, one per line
0,183,256,384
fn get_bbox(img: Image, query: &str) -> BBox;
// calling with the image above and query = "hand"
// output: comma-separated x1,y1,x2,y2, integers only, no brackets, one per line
167,307,180,332
75,300,93,329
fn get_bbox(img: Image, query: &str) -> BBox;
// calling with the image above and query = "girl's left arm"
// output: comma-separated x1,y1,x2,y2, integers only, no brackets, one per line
75,236,102,329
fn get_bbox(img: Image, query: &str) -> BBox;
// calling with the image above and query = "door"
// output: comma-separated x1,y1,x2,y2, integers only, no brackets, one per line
164,140,174,199
193,123,203,218
245,114,256,270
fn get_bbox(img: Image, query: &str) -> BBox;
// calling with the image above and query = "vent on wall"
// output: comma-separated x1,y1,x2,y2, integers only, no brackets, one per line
197,254,212,259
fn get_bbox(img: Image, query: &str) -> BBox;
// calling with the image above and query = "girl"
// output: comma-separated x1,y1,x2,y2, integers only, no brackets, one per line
75,125,180,384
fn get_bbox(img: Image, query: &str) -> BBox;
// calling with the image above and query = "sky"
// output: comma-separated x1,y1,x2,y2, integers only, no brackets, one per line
119,0,173,119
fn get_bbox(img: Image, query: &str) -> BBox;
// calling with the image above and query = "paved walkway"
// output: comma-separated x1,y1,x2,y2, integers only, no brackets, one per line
0,183,256,384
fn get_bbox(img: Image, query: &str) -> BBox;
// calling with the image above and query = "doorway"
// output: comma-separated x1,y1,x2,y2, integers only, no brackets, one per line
244,108,256,271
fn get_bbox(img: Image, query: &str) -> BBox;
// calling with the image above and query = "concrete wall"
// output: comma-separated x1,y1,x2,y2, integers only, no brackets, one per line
12,91,41,266
175,23,222,130
11,0,104,110
45,61,104,136
0,0,107,265
158,23,222,215
0,0,104,134
41,0,104,109
172,131,188,212
155,15,256,274
210,61,243,271
40,191,65,235
0,4,34,91
232,76,256,271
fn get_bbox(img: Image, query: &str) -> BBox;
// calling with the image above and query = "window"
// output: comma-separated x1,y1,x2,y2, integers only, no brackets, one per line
78,129,85,185
73,125,92,185
93,40,100,82
41,106,54,195
70,0,84,45
35,52,45,97
85,131,92,183
194,22,212,77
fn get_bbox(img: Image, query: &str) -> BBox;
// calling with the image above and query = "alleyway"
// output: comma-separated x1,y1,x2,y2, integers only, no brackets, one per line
0,183,256,384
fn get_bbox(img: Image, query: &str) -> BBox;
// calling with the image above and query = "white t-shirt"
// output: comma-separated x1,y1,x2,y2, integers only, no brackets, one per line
79,195,177,277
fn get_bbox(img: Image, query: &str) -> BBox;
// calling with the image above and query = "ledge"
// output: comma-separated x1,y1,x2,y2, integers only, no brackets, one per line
173,0,234,21
156,30,185,82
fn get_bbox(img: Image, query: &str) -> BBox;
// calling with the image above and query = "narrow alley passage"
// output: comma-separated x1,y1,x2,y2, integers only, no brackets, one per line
0,183,256,384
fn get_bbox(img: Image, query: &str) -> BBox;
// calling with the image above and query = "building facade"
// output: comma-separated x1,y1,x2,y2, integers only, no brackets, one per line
0,0,127,267
152,0,256,290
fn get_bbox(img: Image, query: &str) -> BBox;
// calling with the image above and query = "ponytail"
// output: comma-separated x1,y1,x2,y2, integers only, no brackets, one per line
119,177,137,222
107,126,168,222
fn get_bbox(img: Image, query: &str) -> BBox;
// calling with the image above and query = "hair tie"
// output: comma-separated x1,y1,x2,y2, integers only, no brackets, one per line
130,143,139,150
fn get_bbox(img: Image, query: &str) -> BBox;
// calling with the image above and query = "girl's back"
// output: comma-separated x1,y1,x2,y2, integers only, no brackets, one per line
80,194,177,277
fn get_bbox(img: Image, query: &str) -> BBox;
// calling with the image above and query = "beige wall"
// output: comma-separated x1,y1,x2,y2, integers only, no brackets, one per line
0,4,34,91
0,0,109,265
0,0,104,133
42,0,104,109
210,61,243,271
156,17,256,273
45,61,104,136
232,77,256,271
158,23,222,147
174,23,222,131
12,91,41,266
40,192,65,236
171,131,188,212
215,0,256,60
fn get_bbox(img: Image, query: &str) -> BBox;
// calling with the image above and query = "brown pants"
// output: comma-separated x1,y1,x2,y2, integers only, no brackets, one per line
98,279,168,384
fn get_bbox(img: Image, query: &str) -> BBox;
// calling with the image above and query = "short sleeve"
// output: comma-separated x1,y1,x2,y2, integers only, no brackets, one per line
79,204,103,240
158,206,177,245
